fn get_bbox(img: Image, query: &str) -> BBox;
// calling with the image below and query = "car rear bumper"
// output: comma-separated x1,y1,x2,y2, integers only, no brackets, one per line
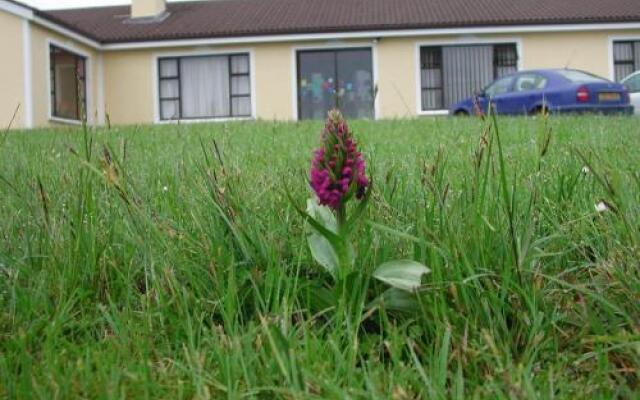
553,104,634,115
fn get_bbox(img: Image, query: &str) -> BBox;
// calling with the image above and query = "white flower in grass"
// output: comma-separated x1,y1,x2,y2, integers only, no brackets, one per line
162,186,169,193
595,201,609,213
582,166,590,174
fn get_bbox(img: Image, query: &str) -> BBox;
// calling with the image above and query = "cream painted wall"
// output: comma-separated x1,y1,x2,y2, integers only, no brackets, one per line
254,43,294,120
103,50,155,125
102,42,315,124
6,15,640,128
30,24,99,127
103,29,639,124
376,37,419,119
377,30,640,118
521,30,640,78
0,11,25,129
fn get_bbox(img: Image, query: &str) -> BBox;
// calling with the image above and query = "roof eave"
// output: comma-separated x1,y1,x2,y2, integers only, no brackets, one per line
99,20,640,50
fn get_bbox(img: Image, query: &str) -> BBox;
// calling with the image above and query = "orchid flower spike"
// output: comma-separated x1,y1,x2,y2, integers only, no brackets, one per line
310,109,369,210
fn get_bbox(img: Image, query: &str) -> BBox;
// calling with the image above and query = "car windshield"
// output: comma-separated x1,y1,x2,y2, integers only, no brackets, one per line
556,70,608,83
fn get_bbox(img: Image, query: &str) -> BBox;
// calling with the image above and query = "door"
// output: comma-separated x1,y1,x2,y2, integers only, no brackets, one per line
507,73,549,114
483,76,515,114
297,48,374,120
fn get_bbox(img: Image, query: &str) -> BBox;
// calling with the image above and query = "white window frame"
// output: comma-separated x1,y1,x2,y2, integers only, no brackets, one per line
414,37,523,116
608,35,640,81
45,38,93,125
291,41,379,121
151,48,256,124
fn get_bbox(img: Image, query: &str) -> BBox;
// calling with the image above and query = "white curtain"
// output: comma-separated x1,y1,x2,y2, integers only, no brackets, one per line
443,45,493,106
180,56,230,118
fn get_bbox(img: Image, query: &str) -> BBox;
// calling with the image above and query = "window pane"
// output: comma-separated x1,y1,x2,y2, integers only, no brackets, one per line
442,45,494,106
160,59,178,77
421,47,442,69
160,79,179,98
231,76,250,95
422,89,443,110
336,49,374,119
612,41,639,81
494,44,518,78
422,69,442,88
50,46,86,121
161,99,179,120
180,56,230,118
298,51,337,120
615,64,634,82
495,66,517,78
232,97,251,116
231,55,249,74
614,43,634,62
420,47,443,110
77,59,86,79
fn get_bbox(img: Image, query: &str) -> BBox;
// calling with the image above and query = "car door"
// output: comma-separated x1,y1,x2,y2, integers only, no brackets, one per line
510,73,549,114
622,73,640,115
483,76,515,114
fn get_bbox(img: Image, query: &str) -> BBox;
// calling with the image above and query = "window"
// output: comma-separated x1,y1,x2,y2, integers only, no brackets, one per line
494,44,519,77
623,73,640,93
50,45,86,121
485,77,513,97
420,47,444,110
556,70,608,83
158,53,251,121
613,41,640,82
297,49,374,120
513,74,548,92
420,43,518,110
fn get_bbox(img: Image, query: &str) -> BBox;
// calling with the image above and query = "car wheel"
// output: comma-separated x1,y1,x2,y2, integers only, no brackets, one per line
531,106,548,116
454,110,469,117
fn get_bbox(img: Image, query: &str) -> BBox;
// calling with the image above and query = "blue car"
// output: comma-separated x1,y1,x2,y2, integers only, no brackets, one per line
450,69,633,116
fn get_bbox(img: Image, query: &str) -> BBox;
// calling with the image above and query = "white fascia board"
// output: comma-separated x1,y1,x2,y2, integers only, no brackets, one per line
33,16,101,49
0,0,33,19
102,22,640,51
0,1,101,49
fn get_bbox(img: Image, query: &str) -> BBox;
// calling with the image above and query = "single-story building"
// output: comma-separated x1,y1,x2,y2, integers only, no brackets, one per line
1,0,640,129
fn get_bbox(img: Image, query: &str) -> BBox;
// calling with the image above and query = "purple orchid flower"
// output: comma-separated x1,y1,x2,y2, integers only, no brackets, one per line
310,109,369,210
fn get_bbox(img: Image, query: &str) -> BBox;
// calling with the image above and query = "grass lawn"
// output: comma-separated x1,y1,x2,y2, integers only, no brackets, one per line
0,115,639,399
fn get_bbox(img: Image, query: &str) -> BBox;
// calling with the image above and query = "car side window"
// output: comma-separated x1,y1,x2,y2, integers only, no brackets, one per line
624,75,640,93
514,74,548,92
485,77,513,97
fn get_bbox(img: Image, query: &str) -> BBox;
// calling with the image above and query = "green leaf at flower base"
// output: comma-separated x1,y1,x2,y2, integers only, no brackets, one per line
381,288,421,314
373,260,430,292
306,199,338,233
305,199,340,276
307,230,339,276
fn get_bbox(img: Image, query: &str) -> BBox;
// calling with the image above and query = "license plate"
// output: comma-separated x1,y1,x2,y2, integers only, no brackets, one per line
599,92,621,102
